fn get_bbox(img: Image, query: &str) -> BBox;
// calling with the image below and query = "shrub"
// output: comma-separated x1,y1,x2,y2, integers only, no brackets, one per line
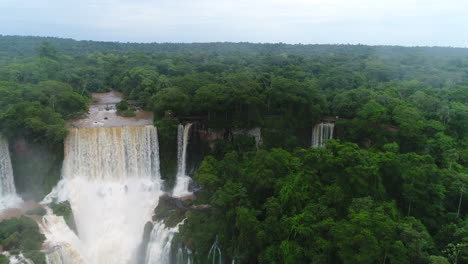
116,100,129,111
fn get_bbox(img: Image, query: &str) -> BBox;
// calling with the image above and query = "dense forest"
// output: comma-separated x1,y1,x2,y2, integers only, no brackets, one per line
0,36,466,263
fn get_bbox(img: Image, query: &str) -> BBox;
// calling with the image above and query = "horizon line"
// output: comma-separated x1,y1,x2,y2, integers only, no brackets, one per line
2,34,468,50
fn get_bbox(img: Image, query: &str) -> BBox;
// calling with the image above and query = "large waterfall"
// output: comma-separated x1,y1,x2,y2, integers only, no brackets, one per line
42,126,165,264
311,122,335,148
0,134,22,210
172,123,193,198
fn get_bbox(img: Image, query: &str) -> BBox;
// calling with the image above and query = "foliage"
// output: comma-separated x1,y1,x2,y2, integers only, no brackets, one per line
50,202,76,232
116,99,129,111
0,216,46,262
155,120,179,189
180,140,466,263
0,37,466,263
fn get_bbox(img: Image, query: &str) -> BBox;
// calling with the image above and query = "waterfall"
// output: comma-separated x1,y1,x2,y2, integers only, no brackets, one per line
0,134,22,210
175,245,193,264
8,253,34,264
144,220,186,264
40,208,86,264
172,123,193,198
145,123,194,264
311,122,335,148
208,236,223,264
41,126,162,264
62,126,160,181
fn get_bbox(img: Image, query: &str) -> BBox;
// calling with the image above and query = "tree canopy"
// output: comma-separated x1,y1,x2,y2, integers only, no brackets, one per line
0,36,466,263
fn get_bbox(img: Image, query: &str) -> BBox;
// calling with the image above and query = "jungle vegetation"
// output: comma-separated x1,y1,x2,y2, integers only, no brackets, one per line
0,36,466,263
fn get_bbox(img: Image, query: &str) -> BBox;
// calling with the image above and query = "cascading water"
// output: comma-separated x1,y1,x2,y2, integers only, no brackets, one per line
175,245,193,264
8,253,34,264
172,123,193,198
144,123,194,264
208,236,223,264
0,134,22,210
144,220,186,264
311,122,335,148
41,126,162,264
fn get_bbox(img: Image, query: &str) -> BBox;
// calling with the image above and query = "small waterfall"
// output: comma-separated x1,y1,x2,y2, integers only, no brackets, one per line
144,220,186,264
176,245,193,264
208,236,223,264
172,123,193,198
311,122,335,148
8,253,34,264
42,126,162,264
0,134,22,210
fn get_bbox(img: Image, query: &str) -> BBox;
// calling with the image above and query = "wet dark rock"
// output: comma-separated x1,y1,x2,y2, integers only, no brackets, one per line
153,195,186,228
153,194,210,228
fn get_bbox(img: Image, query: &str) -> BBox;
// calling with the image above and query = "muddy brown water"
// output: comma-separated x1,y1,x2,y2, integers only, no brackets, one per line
92,90,123,104
69,90,154,129
0,200,43,221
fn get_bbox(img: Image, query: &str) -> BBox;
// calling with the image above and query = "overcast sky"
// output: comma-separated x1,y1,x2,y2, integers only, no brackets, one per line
1,0,467,46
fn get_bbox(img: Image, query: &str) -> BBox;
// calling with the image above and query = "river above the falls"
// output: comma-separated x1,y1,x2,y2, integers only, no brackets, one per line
69,90,153,128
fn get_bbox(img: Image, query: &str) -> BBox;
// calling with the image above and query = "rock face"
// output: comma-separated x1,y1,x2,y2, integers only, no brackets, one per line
183,123,263,188
159,194,191,211
153,194,209,228
197,128,226,146
153,195,190,228
190,123,263,149
232,127,263,149
11,138,63,201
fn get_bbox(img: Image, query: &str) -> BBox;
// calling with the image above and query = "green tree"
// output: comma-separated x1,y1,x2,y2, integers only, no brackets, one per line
151,87,190,117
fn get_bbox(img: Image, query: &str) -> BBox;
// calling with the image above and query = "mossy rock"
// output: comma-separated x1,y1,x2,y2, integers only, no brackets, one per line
153,195,186,228
50,201,77,233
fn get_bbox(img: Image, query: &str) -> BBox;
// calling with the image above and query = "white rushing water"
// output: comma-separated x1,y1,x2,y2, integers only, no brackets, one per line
145,220,186,264
311,122,335,148
172,123,193,198
8,253,34,264
42,126,164,264
0,134,23,210
208,236,223,264
175,245,193,264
